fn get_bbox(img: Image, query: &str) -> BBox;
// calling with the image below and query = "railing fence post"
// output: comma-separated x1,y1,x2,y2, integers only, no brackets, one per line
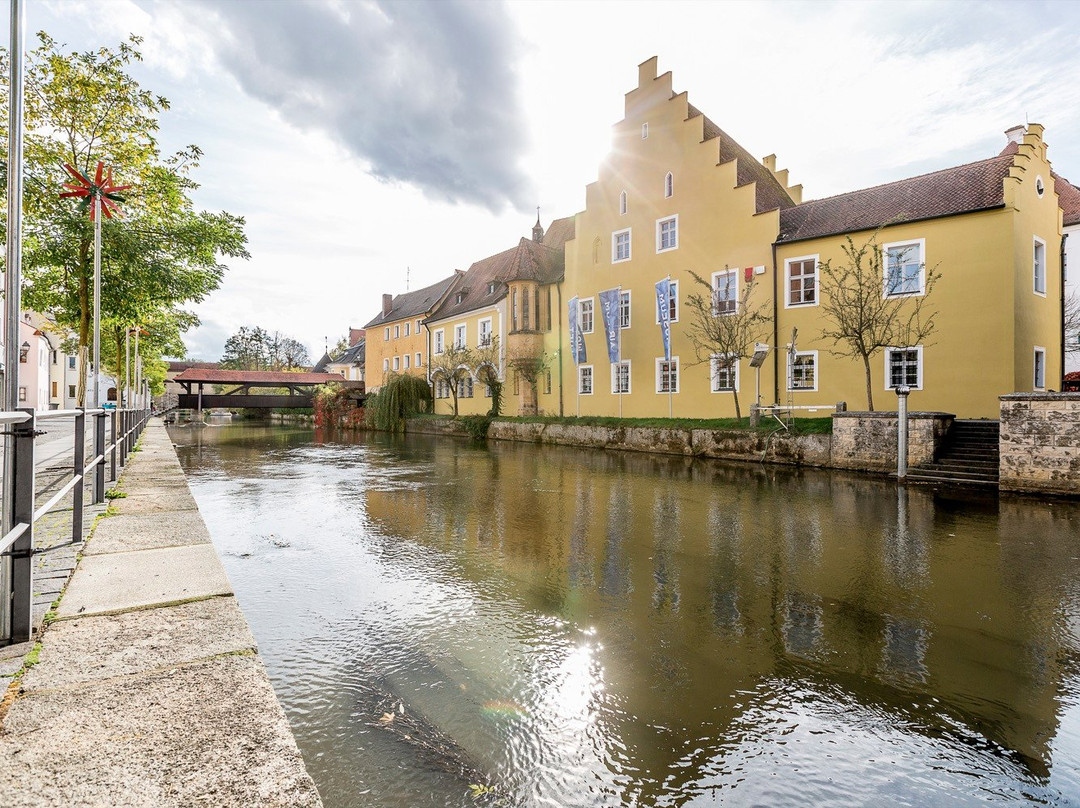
93,410,105,504
72,409,85,546
110,409,117,482
10,408,36,643
119,410,127,466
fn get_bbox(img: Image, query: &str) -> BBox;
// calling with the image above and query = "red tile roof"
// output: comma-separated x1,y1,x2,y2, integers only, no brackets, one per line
690,104,795,215
542,215,576,249
172,368,347,385
1055,172,1080,227
363,274,461,329
777,154,1015,243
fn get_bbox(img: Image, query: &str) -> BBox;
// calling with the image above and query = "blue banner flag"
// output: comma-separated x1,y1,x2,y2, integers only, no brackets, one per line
568,297,586,365
598,288,621,364
655,278,672,361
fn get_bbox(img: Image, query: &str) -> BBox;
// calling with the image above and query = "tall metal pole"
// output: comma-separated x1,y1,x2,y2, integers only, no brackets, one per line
92,213,101,408
133,327,140,408
896,386,910,481
124,327,130,407
3,0,25,641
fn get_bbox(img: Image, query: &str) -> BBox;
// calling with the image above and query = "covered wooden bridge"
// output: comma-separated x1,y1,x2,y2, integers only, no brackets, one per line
172,368,365,411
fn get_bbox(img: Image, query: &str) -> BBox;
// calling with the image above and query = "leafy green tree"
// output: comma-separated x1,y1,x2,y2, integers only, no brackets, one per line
2,33,248,404
220,326,310,371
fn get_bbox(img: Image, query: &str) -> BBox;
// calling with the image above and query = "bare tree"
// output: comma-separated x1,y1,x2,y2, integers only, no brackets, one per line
472,335,503,416
818,233,940,411
1065,291,1080,357
427,344,472,417
506,347,549,416
684,269,772,420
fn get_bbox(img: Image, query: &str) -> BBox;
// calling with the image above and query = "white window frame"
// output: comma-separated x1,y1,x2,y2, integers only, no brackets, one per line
641,122,648,139
612,360,631,394
392,356,400,371
612,228,632,263
788,350,818,392
404,354,410,370
404,322,410,337
384,327,390,341
578,364,594,395
710,354,739,393
884,345,923,391
454,323,467,349
1034,345,1046,390
655,280,679,323
664,172,674,198
882,238,926,298
394,324,400,339
1033,236,1047,296
415,352,422,367
382,358,390,372
655,356,680,394
433,329,445,355
619,190,627,215
711,269,738,316
619,290,631,329
478,317,493,347
656,214,679,254
579,298,595,334
784,254,819,308
415,319,422,334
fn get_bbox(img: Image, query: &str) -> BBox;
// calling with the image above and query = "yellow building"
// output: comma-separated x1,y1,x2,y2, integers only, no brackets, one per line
559,57,1067,420
363,275,459,392
427,216,575,416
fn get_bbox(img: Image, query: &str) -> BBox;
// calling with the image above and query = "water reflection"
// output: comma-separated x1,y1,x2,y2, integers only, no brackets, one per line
170,423,1080,806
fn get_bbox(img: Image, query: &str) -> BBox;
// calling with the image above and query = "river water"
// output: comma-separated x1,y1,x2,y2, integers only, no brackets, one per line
168,421,1080,807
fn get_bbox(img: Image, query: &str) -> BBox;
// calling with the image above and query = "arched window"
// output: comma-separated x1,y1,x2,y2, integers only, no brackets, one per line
619,191,627,215
664,172,674,198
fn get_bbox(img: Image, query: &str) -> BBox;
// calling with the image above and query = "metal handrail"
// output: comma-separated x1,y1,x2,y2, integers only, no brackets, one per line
1,405,152,644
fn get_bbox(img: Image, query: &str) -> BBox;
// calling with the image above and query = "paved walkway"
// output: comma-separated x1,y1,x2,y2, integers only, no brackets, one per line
0,420,323,807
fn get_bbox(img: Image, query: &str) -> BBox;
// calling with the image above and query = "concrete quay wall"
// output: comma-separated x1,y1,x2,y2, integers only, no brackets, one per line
0,419,322,807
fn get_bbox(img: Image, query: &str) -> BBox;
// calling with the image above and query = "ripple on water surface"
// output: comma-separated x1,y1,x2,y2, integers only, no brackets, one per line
170,424,1080,807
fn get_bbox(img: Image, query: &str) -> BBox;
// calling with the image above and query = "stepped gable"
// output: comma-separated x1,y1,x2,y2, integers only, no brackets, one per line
688,104,795,215
1054,172,1080,226
777,153,1015,244
363,274,459,329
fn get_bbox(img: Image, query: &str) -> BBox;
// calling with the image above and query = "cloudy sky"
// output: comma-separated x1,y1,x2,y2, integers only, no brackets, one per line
20,0,1080,362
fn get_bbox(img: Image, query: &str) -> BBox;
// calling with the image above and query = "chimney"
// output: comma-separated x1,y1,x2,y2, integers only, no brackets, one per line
349,328,365,345
382,294,392,316
1005,125,1025,146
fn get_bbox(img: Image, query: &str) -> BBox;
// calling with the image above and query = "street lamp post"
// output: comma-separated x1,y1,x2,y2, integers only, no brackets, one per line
896,385,911,480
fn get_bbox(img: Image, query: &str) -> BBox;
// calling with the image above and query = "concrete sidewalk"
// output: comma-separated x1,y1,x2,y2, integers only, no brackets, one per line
0,420,323,807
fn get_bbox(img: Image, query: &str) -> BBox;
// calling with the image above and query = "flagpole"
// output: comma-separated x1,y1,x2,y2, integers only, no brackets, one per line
667,274,673,419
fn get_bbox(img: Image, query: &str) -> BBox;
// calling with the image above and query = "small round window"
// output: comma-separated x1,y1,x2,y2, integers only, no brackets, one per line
1036,175,1045,198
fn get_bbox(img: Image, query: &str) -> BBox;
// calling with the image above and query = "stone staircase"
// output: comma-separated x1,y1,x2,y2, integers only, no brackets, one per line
906,419,1000,487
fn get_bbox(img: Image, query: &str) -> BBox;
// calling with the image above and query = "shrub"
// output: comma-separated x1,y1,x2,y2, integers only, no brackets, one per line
367,373,433,432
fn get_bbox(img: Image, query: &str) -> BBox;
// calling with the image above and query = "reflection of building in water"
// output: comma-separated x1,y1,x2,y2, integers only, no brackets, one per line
359,437,1073,796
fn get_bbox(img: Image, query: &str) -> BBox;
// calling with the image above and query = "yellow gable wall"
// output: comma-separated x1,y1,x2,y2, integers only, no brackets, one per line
561,59,780,419
776,210,1015,419
364,316,430,391
1007,125,1063,395
429,303,507,416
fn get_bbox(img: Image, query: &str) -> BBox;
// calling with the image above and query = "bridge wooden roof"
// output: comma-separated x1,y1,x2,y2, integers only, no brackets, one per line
172,368,352,386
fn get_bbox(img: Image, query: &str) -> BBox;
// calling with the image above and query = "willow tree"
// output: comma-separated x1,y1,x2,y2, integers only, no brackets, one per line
818,234,940,411
2,33,248,404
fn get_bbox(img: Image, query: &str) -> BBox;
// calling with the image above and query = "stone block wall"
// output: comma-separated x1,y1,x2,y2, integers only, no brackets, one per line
831,412,953,473
1000,394,1080,495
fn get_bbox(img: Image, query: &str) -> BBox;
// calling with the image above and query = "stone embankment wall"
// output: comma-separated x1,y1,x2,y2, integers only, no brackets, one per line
831,412,953,472
1000,393,1080,495
407,418,843,468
